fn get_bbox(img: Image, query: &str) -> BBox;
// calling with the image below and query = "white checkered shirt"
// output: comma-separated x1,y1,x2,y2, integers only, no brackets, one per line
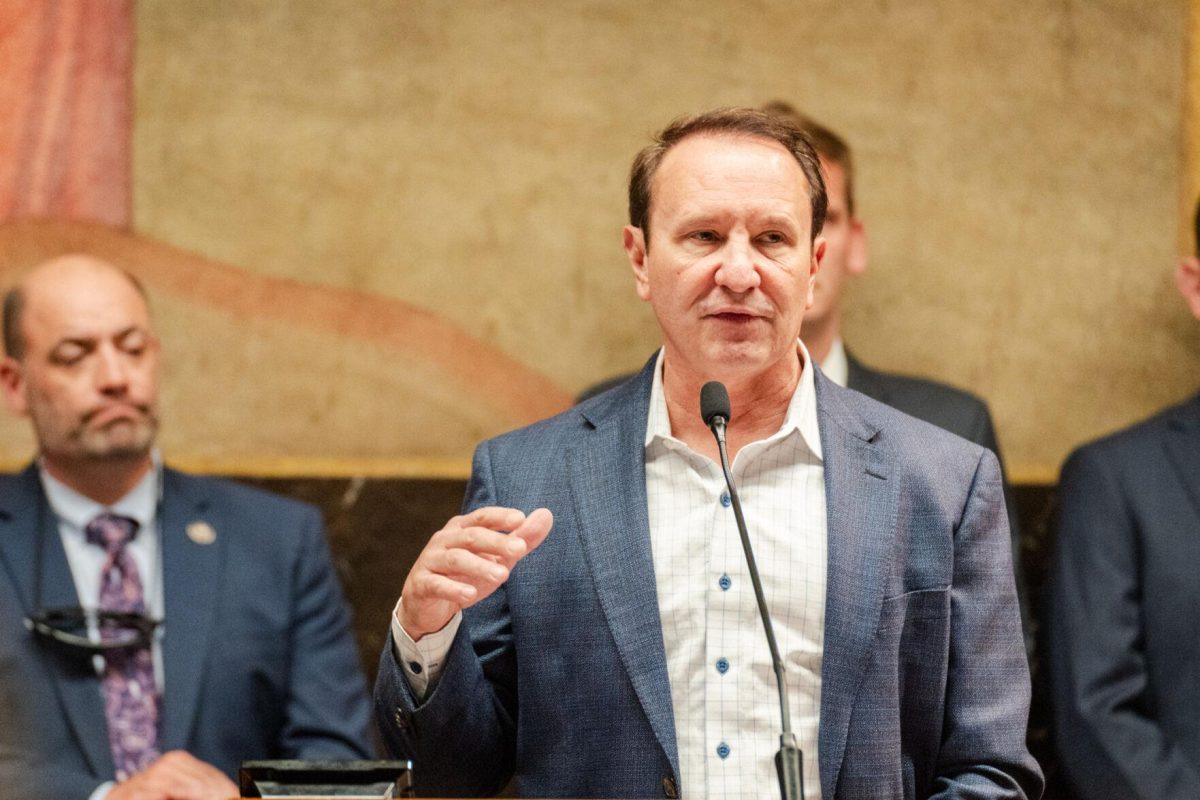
645,343,827,800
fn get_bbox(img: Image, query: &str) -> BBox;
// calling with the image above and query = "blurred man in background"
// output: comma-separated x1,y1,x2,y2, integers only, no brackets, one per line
0,255,373,800
1048,225,1200,799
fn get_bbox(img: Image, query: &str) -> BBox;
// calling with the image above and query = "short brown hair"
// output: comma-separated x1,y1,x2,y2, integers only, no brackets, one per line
2,286,25,359
761,100,855,217
628,107,827,245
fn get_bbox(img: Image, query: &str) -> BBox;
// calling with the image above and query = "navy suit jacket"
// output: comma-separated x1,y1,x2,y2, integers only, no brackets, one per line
0,466,374,799
1048,394,1200,799
377,361,1041,799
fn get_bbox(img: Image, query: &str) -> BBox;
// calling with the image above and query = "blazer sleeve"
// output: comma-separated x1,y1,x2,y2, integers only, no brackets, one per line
931,449,1043,799
374,440,518,796
279,505,375,759
967,404,1030,647
1048,446,1200,799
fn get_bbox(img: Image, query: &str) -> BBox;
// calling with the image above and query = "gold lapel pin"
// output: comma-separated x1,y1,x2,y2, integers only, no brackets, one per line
186,521,217,545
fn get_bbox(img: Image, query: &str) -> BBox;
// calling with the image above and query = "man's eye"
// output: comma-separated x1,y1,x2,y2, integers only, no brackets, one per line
759,232,787,245
690,231,719,243
51,347,85,365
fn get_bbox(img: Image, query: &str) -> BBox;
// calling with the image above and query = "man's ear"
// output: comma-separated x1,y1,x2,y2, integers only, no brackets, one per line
1177,256,1200,320
806,235,827,310
624,226,651,301
0,357,28,417
847,218,868,277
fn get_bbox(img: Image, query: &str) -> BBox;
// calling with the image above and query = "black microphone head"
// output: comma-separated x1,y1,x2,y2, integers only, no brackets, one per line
700,381,732,427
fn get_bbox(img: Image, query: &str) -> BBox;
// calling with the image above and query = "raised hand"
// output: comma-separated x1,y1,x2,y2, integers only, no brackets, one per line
397,506,553,640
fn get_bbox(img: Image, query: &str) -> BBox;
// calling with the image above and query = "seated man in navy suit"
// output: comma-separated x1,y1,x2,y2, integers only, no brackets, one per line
376,108,1040,798
1048,243,1200,799
0,256,373,800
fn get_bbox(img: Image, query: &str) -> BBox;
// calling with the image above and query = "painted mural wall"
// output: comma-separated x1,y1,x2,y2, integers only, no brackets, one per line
1,0,1195,479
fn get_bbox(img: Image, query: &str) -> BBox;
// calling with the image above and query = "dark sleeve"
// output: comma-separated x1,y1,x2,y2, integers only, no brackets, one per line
1048,447,1200,799
280,505,375,759
374,440,517,796
930,449,1044,799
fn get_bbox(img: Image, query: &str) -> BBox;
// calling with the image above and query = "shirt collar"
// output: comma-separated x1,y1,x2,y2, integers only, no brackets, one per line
820,337,849,388
645,342,823,461
38,452,161,533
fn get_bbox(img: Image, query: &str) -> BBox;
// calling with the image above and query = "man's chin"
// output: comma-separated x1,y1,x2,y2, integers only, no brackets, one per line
78,424,157,462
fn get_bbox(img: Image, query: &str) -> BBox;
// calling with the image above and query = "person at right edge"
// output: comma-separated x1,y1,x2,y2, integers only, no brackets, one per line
1048,204,1200,799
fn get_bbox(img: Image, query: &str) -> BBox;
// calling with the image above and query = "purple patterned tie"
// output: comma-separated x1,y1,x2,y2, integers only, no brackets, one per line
85,512,160,781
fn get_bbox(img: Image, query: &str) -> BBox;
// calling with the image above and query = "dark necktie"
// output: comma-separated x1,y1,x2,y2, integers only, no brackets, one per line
85,512,160,781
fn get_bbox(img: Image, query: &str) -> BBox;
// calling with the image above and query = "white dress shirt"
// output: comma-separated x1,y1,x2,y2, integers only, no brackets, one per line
39,460,164,800
643,344,826,799
820,337,849,388
394,346,828,799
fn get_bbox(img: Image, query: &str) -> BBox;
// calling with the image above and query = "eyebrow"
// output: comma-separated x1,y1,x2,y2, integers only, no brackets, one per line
51,325,148,350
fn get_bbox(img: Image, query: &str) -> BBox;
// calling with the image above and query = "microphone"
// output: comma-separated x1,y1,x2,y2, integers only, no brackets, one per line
700,381,804,800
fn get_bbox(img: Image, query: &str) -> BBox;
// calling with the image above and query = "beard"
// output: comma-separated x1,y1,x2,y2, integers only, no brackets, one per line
76,413,159,460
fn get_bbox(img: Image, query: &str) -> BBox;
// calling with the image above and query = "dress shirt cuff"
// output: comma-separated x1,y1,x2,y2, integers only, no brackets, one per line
390,597,461,699
89,781,113,800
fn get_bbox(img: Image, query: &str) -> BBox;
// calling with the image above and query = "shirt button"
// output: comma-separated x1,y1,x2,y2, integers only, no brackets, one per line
661,775,678,798
408,661,423,674
719,492,731,507
716,742,731,759
718,574,731,591
716,657,729,674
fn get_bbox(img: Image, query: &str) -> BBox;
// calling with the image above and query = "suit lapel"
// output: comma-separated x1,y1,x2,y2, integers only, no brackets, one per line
0,466,114,779
569,362,679,777
813,371,899,798
158,469,223,750
1163,394,1200,522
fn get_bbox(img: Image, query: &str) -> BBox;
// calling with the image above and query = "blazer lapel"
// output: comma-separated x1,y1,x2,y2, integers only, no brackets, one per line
0,466,114,779
813,371,899,798
158,469,223,750
569,361,679,777
1163,393,1200,522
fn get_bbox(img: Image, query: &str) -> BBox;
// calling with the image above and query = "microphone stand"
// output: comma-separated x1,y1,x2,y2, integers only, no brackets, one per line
707,411,805,800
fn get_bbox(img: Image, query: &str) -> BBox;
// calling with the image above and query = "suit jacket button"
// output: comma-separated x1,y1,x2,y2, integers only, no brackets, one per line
393,710,410,732
662,775,678,798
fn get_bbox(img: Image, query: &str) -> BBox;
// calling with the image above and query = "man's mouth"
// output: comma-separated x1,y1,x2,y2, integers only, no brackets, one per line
704,307,766,323
85,404,148,427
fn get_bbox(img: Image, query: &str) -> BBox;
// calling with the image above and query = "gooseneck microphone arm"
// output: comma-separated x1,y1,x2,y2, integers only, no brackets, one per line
700,381,804,800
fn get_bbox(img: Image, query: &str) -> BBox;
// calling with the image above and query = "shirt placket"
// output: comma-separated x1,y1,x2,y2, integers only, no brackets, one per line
705,450,758,798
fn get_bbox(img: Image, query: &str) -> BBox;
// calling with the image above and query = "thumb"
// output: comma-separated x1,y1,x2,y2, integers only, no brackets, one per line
512,507,553,554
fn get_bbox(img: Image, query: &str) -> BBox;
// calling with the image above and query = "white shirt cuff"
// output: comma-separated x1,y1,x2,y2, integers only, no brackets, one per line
390,597,461,699
88,781,114,800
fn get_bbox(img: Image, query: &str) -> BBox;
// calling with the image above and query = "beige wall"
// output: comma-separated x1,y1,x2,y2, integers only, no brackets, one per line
3,1,1193,478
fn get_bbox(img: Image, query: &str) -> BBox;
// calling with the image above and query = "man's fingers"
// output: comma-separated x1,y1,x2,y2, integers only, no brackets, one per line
457,506,527,532
441,525,530,560
437,547,510,585
416,571,477,605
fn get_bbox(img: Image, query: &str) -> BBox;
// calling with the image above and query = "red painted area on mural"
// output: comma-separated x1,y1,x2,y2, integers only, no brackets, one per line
0,0,133,227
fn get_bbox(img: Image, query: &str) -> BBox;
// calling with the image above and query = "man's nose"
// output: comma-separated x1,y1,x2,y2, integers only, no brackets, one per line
713,237,761,293
94,347,130,393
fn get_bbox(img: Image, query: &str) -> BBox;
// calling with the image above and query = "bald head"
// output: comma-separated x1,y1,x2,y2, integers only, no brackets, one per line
2,255,150,360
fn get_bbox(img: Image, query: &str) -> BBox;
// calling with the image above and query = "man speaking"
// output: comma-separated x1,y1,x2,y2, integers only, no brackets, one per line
375,108,1041,799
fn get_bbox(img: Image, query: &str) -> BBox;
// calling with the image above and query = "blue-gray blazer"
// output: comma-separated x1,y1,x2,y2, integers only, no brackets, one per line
376,360,1041,799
